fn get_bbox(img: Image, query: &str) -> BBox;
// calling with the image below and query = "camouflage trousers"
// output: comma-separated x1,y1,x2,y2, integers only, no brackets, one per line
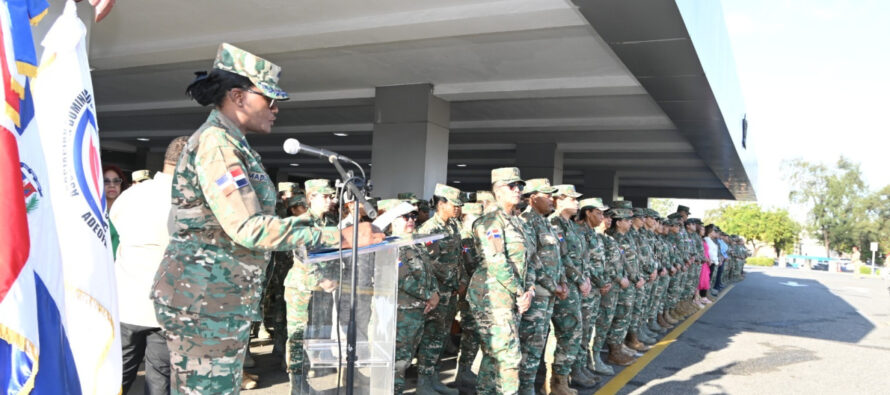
284,286,334,376
154,304,250,395
518,294,555,388
646,274,669,321
575,290,601,370
458,292,480,367
262,252,293,354
630,281,652,332
416,291,458,375
551,284,582,375
665,274,683,311
593,284,619,352
606,285,636,345
469,286,522,395
394,307,425,395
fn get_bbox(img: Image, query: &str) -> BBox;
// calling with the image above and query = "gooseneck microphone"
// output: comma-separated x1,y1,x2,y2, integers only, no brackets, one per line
283,138,352,162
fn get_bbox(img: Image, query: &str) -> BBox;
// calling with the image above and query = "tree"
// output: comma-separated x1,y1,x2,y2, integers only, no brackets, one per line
784,157,868,257
649,198,676,218
705,203,800,257
857,184,890,265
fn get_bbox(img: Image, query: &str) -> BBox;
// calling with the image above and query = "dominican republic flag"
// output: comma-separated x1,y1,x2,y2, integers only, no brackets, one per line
216,168,249,196
1,1,121,394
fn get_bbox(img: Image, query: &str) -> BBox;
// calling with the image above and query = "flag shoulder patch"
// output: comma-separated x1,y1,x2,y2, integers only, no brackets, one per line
215,168,250,196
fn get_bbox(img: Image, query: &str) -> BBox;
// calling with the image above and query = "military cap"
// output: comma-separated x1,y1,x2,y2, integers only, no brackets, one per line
417,199,430,212
305,179,335,195
579,197,607,210
462,191,476,203
213,43,288,100
686,217,703,225
278,182,298,193
667,212,684,220
132,169,151,183
491,167,524,185
676,205,691,214
462,202,483,216
476,191,495,203
606,208,633,219
287,194,306,207
434,183,464,206
377,198,408,212
632,207,647,218
524,178,558,195
397,192,419,202
646,208,660,218
552,184,582,198
611,200,633,209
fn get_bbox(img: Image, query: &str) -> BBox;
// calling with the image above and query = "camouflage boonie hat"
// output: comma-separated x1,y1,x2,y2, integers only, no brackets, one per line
278,182,298,193
132,169,150,183
476,191,495,203
606,208,633,219
611,200,633,209
552,184,582,198
676,205,691,214
523,178,557,195
377,198,408,212
686,217,703,225
579,197,607,210
305,179,335,195
491,167,524,185
213,43,289,100
434,183,464,206
287,194,306,207
462,202,483,216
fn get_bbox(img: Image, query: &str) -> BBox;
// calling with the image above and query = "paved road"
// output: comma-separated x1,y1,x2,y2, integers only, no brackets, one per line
612,267,890,395
129,266,890,394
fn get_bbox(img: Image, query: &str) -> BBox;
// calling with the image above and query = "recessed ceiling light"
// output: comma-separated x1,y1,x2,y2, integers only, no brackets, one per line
453,180,462,184
333,132,349,137
136,137,150,142
289,163,300,167
456,163,467,168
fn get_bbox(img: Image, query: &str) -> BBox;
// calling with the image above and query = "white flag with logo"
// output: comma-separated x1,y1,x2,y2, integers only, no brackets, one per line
31,1,121,394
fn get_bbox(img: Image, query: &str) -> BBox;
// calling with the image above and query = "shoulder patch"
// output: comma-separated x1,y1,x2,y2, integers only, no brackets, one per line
215,168,249,196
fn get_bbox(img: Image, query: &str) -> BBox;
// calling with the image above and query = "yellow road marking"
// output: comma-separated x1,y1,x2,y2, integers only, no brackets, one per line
595,283,736,395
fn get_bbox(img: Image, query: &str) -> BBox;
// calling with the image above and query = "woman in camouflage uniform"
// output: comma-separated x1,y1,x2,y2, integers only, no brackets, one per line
151,43,381,394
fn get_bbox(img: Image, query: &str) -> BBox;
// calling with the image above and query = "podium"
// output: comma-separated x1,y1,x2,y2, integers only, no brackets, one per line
296,234,443,394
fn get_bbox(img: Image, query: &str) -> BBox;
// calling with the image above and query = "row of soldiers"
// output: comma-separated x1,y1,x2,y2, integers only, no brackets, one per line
262,167,750,395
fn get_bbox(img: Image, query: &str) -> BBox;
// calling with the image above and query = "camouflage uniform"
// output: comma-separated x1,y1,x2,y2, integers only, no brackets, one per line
627,224,652,334
577,218,606,371
606,225,642,345
517,179,564,389
469,168,534,395
593,232,624,353
548,187,586,377
151,42,338,395
415,184,468,378
458,203,484,374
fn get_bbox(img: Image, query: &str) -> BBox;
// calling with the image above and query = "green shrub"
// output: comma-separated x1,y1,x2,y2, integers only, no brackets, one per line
859,266,880,275
746,257,774,266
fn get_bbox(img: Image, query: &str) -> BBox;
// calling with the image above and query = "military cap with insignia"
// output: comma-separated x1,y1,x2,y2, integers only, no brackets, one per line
305,179,335,195
523,178,558,195
491,167,525,186
213,43,289,100
132,169,151,183
287,194,306,207
676,205,691,214
579,197,608,210
552,184,582,198
611,200,633,210
278,182,298,193
606,207,633,219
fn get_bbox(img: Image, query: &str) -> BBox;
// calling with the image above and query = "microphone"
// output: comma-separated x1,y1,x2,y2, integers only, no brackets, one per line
283,138,352,162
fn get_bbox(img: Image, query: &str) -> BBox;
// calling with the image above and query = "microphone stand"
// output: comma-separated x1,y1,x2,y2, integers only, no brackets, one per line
329,157,369,395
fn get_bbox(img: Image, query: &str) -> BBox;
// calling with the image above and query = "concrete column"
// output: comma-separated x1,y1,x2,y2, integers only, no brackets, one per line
624,196,650,208
516,143,563,184
371,84,450,199
582,169,619,204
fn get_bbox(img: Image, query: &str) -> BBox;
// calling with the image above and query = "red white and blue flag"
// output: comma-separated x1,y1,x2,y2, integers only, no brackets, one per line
1,1,121,394
215,167,249,196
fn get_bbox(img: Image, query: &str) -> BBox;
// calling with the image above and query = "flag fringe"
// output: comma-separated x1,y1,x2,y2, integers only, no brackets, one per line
0,323,39,394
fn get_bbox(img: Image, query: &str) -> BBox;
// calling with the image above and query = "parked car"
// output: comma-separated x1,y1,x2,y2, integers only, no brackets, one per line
811,261,829,271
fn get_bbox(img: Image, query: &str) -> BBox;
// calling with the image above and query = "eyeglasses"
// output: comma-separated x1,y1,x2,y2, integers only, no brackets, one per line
505,182,524,191
401,213,419,221
104,177,122,186
244,89,277,109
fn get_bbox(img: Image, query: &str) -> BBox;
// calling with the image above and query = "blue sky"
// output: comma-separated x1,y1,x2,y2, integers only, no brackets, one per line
676,0,890,216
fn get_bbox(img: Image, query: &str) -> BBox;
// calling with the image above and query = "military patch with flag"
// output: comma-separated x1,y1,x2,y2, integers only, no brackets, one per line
216,168,249,196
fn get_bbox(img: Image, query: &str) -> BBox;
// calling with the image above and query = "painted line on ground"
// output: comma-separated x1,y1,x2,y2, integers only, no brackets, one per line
594,283,737,395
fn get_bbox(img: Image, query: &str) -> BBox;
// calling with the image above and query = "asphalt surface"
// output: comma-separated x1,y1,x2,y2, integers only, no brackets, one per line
128,266,890,394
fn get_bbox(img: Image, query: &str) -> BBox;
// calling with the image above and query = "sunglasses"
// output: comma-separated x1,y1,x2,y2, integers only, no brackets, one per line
505,182,524,191
401,213,419,221
244,89,277,109
104,177,122,186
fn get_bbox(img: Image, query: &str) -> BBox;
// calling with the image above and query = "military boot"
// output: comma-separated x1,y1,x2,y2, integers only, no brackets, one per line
519,385,537,395
427,371,458,395
637,327,656,344
606,343,634,366
550,373,576,395
593,349,615,375
621,343,643,357
627,332,651,352
455,363,476,390
416,374,440,394
570,366,597,389
665,310,680,324
649,318,665,333
658,313,674,329
288,373,309,394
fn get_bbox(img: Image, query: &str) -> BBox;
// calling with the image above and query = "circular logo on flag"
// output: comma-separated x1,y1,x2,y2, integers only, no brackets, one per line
71,107,105,227
21,161,43,214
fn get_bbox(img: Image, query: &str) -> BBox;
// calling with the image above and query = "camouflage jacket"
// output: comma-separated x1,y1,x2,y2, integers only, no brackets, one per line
470,206,536,298
629,228,655,275
608,229,643,283
397,242,439,310
549,214,587,287
460,217,483,280
283,211,340,290
579,225,607,288
151,110,338,319
418,214,468,293
519,206,566,296
600,233,625,283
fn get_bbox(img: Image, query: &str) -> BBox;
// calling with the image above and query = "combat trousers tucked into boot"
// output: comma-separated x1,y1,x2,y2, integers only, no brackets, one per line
550,374,577,395
455,362,476,390
606,343,634,366
593,349,615,375
626,332,651,352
